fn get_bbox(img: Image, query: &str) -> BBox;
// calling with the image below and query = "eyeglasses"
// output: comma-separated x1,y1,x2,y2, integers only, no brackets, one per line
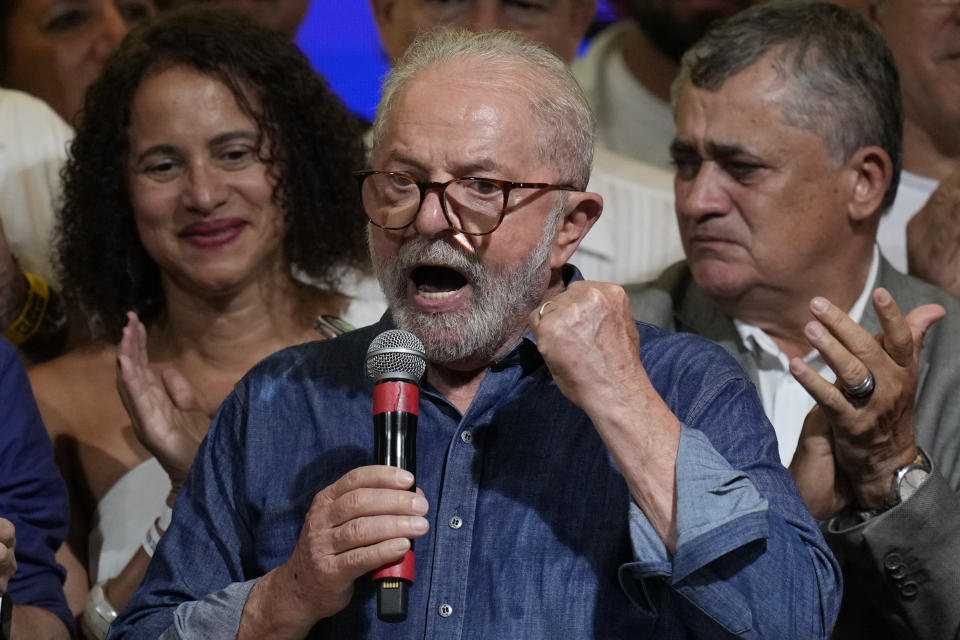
354,170,579,236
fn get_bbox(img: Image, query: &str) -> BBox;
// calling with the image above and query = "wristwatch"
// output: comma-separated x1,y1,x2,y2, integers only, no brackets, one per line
886,447,932,509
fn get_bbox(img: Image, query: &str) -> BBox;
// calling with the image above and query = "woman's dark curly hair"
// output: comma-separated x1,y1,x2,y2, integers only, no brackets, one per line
57,6,369,339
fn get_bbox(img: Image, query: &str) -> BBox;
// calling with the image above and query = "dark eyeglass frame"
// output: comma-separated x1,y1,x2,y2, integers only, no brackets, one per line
353,170,581,236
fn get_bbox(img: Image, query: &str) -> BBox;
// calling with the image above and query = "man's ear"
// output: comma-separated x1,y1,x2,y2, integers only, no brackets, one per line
369,0,395,28
549,191,603,268
845,145,892,222
369,0,407,61
562,1,599,59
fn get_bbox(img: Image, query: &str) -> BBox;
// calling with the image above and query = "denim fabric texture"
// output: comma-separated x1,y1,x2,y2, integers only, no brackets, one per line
111,272,841,639
0,338,74,635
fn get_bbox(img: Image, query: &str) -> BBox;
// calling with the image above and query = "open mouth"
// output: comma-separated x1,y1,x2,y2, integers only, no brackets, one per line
411,265,469,300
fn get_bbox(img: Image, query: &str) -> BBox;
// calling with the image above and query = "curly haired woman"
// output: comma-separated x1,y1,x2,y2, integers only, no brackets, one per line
28,8,380,637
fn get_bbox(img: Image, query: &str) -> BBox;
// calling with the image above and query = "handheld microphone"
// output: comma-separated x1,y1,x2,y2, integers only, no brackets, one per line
366,329,426,623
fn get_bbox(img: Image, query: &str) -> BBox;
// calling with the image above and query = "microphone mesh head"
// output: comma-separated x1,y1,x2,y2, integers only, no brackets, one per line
366,329,427,383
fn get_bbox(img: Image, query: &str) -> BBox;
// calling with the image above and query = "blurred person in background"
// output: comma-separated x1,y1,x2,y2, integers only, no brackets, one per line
0,0,156,363
370,0,595,62
154,0,308,37
863,0,960,300
574,0,755,170
1,336,72,639
0,0,156,125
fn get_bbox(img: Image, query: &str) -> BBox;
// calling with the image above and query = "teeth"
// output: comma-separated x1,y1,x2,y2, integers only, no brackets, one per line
420,290,457,300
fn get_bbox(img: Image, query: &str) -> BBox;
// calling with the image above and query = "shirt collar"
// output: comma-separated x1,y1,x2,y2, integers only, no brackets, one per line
734,245,880,361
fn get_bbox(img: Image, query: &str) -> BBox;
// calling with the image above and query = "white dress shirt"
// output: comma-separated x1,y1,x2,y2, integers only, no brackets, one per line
734,246,879,465
877,170,937,273
572,147,685,285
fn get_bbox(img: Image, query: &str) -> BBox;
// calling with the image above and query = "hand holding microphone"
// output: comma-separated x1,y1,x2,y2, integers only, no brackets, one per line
250,330,428,634
366,330,426,622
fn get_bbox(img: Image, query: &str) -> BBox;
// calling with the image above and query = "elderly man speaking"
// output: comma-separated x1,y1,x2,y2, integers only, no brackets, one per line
111,29,840,639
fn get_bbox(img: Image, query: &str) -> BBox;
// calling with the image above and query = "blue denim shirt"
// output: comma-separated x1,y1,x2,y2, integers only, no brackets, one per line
111,293,840,639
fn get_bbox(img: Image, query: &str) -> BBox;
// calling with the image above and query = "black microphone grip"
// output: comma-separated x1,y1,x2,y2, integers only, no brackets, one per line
371,380,418,622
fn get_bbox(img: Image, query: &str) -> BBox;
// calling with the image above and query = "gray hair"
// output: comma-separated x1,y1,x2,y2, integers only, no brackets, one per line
370,29,596,190
674,0,902,212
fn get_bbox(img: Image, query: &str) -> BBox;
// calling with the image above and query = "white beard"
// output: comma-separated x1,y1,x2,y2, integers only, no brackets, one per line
370,216,558,364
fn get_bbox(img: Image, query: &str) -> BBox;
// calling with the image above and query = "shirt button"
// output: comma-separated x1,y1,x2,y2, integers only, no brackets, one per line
438,603,453,618
460,430,473,444
449,515,463,529
901,581,919,600
883,553,903,571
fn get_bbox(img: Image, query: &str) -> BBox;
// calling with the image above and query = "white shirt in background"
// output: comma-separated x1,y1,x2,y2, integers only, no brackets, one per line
0,88,73,285
878,170,937,273
573,21,676,171
572,147,684,285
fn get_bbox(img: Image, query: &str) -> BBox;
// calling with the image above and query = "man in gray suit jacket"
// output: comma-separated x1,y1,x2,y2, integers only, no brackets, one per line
627,3,960,639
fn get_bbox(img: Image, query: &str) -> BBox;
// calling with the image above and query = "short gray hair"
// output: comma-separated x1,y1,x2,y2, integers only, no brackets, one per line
370,29,596,190
674,0,902,212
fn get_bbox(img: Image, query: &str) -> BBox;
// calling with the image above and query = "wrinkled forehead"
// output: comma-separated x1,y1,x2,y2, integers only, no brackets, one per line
377,58,541,155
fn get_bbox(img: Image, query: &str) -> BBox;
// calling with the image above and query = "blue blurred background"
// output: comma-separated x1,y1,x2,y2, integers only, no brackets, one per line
296,1,621,121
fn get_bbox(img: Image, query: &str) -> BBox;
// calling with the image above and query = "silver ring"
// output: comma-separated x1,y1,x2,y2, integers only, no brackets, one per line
538,301,553,319
844,371,875,399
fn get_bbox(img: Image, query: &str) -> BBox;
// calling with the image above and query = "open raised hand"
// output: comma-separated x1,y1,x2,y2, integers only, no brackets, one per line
115,311,208,496
789,289,944,517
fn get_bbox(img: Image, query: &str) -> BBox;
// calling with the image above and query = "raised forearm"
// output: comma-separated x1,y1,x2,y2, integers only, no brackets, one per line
588,383,681,552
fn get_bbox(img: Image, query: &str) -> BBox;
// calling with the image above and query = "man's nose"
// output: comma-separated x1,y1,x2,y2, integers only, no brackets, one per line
462,1,510,31
91,4,132,62
182,164,229,215
675,162,731,219
412,189,454,237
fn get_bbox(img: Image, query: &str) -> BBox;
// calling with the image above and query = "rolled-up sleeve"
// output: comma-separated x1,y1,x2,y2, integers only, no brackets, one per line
620,373,842,639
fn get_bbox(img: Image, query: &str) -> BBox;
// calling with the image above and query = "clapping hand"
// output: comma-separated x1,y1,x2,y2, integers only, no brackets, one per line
789,289,944,519
116,311,208,496
0,518,15,592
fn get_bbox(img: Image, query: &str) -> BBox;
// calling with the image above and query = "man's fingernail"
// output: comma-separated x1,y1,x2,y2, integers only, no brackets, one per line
412,496,428,513
410,517,429,533
805,322,824,340
392,538,410,553
875,288,891,305
811,297,828,313
396,470,414,486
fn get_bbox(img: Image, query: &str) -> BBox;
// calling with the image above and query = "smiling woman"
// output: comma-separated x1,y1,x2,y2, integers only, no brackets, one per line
25,8,373,638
